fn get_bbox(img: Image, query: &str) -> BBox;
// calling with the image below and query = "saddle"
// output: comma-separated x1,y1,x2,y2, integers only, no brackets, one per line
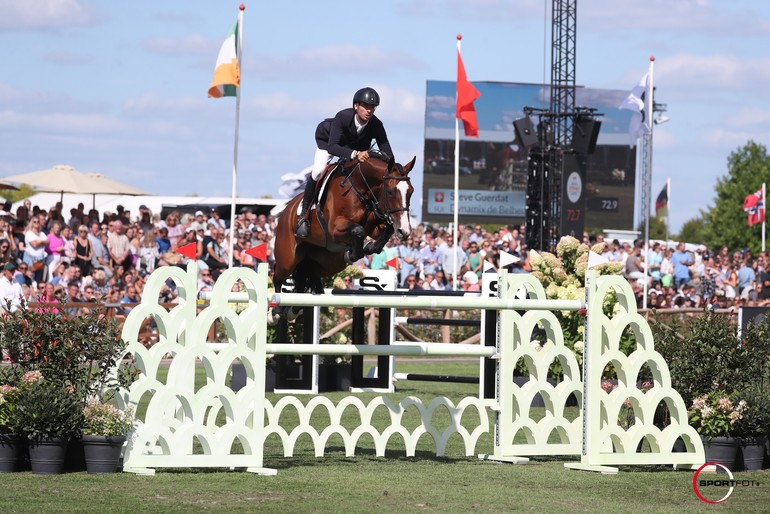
311,161,344,210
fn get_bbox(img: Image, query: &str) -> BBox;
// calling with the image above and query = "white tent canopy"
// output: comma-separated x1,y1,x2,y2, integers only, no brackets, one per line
2,164,148,196
10,193,286,223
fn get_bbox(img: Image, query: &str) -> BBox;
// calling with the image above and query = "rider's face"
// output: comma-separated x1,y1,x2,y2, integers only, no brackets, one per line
354,102,375,123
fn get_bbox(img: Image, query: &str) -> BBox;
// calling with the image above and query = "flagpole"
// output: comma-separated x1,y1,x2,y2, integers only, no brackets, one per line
452,35,462,291
227,5,245,268
642,56,654,309
763,182,766,252
666,178,671,243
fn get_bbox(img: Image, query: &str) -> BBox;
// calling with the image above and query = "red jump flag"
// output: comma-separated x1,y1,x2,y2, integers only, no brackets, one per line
744,189,765,227
385,257,398,269
456,36,481,138
177,242,197,260
245,244,267,262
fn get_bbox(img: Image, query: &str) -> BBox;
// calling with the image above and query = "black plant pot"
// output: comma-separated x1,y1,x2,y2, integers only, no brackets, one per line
28,437,69,475
702,436,739,472
318,363,352,392
82,435,126,474
0,434,23,473
737,435,768,471
231,362,276,393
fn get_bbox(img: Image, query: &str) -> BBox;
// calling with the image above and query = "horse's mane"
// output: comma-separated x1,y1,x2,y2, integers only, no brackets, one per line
340,150,393,172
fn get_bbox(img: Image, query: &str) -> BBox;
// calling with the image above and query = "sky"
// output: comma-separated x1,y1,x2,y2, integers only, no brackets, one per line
1,0,770,234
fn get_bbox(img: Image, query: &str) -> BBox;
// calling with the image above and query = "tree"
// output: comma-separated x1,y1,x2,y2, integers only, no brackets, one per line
2,184,36,204
703,141,770,254
635,215,668,241
677,217,708,245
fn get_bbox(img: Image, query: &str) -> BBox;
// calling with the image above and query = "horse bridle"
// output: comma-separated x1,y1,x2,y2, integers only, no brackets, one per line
345,162,410,227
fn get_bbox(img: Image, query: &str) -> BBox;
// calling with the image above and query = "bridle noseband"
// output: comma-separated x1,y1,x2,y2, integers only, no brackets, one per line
344,160,410,228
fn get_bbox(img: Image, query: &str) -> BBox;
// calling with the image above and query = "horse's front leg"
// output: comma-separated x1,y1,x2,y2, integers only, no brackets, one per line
331,218,366,264
363,225,394,255
345,225,366,263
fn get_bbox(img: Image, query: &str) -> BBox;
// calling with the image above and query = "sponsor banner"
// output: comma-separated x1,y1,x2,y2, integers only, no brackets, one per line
427,188,525,217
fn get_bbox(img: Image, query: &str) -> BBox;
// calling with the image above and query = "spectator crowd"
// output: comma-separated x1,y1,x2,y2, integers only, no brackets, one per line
0,197,766,314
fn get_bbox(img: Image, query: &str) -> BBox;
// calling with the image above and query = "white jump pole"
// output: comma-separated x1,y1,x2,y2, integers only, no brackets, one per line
270,293,583,312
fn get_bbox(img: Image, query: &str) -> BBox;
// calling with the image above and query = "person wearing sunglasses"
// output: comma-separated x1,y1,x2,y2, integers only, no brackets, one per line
0,261,22,313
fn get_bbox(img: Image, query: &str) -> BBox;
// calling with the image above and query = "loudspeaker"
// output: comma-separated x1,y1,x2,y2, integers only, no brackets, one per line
572,118,601,155
513,117,538,148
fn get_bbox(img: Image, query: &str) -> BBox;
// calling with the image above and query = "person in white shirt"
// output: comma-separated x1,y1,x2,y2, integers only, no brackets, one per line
0,262,23,313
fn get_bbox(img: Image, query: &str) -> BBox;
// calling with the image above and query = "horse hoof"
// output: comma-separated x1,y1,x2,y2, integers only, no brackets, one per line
344,250,353,265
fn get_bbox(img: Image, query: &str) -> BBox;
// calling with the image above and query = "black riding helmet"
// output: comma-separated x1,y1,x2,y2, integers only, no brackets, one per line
353,87,380,107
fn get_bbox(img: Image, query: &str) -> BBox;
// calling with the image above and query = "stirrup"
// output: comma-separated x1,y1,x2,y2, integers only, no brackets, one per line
295,218,310,238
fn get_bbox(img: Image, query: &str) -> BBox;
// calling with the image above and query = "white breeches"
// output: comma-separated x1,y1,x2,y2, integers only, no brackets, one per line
311,148,332,180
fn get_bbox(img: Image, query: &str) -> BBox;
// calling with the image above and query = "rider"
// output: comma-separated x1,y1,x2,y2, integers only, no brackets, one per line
295,87,394,238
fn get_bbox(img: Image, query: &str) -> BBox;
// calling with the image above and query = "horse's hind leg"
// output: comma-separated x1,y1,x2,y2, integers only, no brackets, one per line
309,276,324,295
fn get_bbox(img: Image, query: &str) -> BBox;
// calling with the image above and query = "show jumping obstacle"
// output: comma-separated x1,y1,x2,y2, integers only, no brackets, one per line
266,269,496,396
113,262,705,475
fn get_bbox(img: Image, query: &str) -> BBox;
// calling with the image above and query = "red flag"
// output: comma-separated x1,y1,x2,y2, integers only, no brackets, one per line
177,242,197,260
456,41,481,138
743,189,765,226
385,257,398,269
245,244,267,262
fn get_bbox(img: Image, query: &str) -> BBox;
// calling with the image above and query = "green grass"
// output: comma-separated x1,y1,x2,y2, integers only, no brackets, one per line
1,360,769,513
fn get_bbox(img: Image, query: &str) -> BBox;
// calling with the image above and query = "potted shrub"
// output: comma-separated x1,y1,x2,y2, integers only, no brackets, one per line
688,390,747,472
0,295,134,473
80,398,134,473
14,373,83,474
0,382,22,472
734,388,770,471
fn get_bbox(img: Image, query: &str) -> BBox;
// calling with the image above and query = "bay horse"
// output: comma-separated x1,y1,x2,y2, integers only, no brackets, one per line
273,153,415,302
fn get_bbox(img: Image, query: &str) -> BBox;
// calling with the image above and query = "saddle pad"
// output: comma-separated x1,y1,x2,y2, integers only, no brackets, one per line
294,162,339,216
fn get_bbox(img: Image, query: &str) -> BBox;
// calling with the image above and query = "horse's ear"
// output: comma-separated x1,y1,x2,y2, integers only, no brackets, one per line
403,156,417,173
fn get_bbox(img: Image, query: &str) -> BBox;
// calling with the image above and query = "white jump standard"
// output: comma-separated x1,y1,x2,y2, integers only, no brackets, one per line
112,262,705,475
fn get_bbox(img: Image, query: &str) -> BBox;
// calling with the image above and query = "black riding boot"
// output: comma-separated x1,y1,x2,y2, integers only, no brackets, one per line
295,178,317,238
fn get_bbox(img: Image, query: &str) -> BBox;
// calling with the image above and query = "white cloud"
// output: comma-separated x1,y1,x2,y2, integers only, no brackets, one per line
143,33,212,56
426,95,454,110
122,91,205,114
702,126,770,151
0,0,97,30
656,54,770,96
395,0,542,22
0,110,120,134
43,51,91,65
729,108,770,129
246,86,423,127
250,45,427,81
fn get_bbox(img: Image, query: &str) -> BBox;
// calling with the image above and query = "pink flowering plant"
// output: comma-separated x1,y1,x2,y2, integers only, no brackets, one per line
0,299,138,440
527,236,624,379
82,397,135,437
0,384,20,434
688,390,747,440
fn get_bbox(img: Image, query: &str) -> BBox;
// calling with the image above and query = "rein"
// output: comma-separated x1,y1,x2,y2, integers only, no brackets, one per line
344,161,409,227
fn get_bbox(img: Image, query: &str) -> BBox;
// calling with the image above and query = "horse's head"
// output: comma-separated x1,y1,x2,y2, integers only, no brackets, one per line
381,156,416,241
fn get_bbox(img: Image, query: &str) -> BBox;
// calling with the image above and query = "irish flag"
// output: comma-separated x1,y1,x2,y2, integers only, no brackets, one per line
208,18,241,98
